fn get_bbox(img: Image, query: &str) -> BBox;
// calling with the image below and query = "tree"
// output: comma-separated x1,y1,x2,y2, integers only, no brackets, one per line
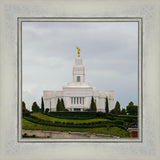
22,101,26,113
129,101,134,106
41,97,44,112
90,97,97,112
126,102,138,115
105,97,109,113
22,101,30,116
56,98,61,111
114,101,121,114
121,108,127,115
60,98,65,111
32,102,40,112
56,98,66,111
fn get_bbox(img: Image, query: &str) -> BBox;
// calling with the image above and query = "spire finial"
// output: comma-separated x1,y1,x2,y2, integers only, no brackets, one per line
77,47,80,57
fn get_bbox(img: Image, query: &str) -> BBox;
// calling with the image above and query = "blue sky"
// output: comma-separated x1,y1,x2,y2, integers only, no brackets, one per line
22,22,138,110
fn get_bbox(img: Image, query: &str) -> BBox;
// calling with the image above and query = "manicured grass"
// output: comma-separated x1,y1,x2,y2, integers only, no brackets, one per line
31,113,111,124
22,119,130,138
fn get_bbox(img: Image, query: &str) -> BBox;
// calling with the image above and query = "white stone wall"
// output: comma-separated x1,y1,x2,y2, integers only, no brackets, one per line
43,89,114,112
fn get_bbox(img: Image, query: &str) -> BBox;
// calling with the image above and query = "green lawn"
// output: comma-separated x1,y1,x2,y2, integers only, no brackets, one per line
22,118,130,138
31,113,111,124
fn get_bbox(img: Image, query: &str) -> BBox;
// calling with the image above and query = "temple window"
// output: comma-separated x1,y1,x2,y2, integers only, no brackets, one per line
77,76,80,82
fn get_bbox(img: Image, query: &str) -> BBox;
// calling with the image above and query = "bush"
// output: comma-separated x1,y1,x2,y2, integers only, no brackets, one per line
114,120,124,125
120,108,127,115
45,112,97,120
106,114,115,120
110,109,115,114
22,133,28,137
64,109,69,112
96,111,106,118
45,108,49,113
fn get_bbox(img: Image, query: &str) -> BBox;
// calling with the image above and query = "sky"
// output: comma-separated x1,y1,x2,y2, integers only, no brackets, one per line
22,21,138,111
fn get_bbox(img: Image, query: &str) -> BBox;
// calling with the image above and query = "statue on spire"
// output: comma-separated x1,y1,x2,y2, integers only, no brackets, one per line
77,47,80,57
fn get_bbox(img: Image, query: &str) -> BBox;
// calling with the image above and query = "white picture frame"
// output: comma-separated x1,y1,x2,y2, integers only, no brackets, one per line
18,17,142,143
0,0,160,160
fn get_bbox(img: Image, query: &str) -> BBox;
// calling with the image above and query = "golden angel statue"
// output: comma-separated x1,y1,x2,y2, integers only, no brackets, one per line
77,47,80,57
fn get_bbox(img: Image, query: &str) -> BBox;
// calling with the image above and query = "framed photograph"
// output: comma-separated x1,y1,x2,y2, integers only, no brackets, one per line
0,0,160,160
18,18,142,143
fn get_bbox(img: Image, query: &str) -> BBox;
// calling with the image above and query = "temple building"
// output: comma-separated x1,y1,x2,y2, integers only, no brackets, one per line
43,48,114,112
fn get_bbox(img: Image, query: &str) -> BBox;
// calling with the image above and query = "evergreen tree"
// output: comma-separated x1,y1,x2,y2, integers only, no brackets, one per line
22,101,26,113
114,101,121,114
126,101,138,115
32,102,40,112
105,98,109,113
56,98,61,111
121,108,127,115
41,97,44,112
22,101,30,116
61,98,65,111
129,101,134,106
90,97,97,112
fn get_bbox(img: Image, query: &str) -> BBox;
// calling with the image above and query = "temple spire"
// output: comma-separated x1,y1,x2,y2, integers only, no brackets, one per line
77,47,80,57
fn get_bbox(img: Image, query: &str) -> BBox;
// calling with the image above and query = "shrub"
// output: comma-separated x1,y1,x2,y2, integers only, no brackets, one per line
23,133,27,137
45,108,49,113
114,120,124,125
64,109,69,112
120,108,127,115
32,135,36,138
45,112,97,120
96,111,106,118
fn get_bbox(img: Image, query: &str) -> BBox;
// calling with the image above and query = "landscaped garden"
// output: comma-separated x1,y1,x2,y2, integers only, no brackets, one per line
22,100,138,138
22,112,137,138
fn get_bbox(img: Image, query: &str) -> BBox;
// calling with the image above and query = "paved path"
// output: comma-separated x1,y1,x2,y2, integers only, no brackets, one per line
22,129,120,139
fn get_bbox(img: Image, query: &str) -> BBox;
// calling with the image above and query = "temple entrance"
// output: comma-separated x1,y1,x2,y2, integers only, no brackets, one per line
73,108,81,111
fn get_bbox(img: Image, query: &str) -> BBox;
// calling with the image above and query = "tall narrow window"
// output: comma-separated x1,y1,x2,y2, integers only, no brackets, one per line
80,97,81,104
83,97,84,104
77,76,80,82
74,97,76,104
71,97,73,104
77,97,79,104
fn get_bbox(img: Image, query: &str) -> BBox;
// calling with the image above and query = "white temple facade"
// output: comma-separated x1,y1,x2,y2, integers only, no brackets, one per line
43,49,114,112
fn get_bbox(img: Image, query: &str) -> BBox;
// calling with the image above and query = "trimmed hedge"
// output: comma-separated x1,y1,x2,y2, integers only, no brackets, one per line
45,112,137,119
45,112,97,120
23,111,137,130
23,115,127,129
